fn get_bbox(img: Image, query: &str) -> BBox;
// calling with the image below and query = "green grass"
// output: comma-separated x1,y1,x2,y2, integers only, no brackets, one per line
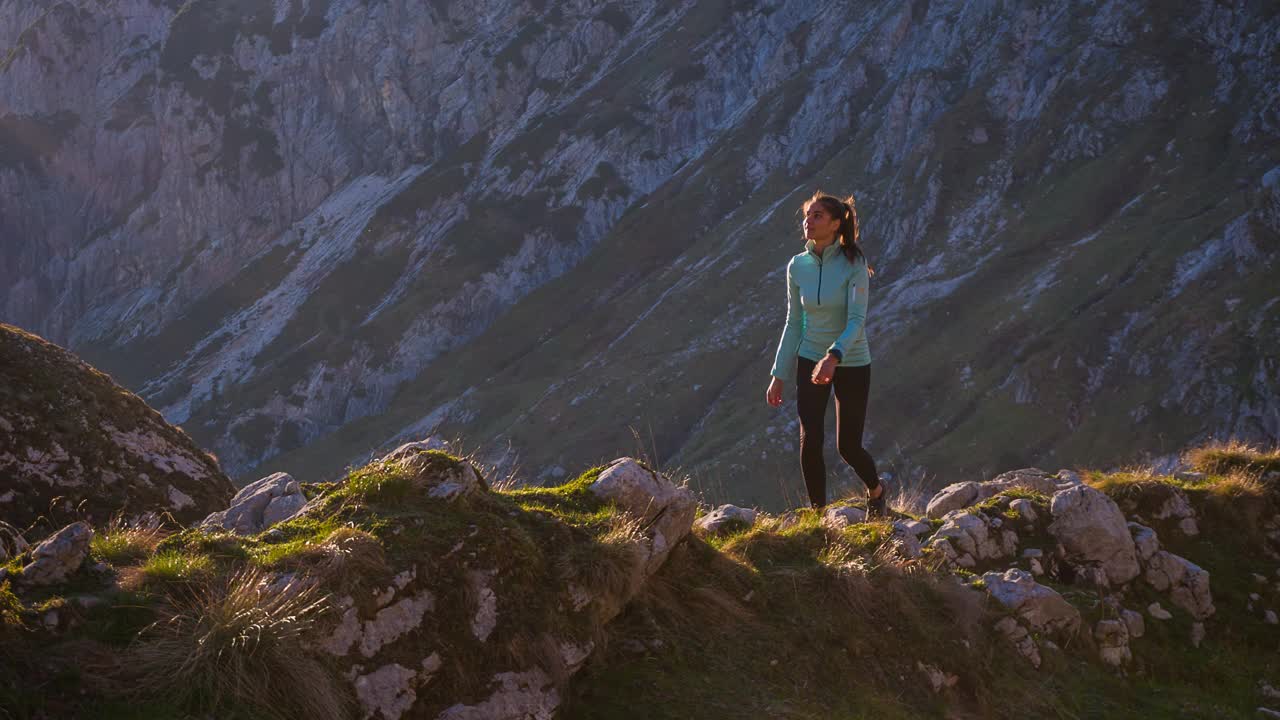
134,551,216,588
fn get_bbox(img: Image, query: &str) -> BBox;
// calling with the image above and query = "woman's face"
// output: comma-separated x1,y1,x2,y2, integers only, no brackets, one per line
802,203,840,242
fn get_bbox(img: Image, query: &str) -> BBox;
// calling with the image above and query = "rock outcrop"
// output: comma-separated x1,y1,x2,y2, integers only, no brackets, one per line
18,522,93,587
0,324,234,530
200,472,308,536
1047,485,1141,587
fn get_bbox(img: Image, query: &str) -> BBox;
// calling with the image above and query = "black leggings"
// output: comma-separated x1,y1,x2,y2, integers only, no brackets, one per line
795,356,879,508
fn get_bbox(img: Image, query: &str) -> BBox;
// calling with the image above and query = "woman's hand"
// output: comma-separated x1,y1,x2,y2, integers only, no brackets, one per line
766,377,784,407
811,355,838,385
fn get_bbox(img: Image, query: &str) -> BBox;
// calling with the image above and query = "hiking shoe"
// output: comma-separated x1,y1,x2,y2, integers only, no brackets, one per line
867,483,889,519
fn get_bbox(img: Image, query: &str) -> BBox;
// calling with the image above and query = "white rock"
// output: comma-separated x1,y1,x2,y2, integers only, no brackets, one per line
1048,485,1140,586
589,458,696,575
1128,522,1160,562
1147,602,1173,620
436,670,560,720
982,568,1081,636
822,505,867,529
1190,621,1205,648
201,472,307,535
1265,610,1278,625
925,482,980,519
895,519,931,537
354,663,420,720
993,616,1041,668
20,522,92,586
696,504,757,535
1144,551,1215,619
1094,619,1131,667
1009,498,1038,524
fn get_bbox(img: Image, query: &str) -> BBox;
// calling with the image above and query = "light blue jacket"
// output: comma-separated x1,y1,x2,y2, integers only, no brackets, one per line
770,239,871,381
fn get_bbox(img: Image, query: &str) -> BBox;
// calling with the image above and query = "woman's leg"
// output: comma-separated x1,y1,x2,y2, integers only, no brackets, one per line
833,364,880,491
795,356,832,508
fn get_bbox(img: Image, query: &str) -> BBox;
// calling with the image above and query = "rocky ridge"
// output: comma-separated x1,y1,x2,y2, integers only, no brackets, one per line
4,437,1278,718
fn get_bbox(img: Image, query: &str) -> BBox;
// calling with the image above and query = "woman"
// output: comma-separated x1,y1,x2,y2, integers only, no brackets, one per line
765,191,884,515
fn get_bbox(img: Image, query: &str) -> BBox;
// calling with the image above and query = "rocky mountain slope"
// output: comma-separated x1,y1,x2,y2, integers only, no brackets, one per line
2,0,1278,506
0,323,234,529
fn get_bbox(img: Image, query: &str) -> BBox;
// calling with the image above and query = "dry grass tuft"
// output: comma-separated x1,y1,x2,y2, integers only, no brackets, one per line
119,566,346,719
91,515,169,566
1185,439,1280,476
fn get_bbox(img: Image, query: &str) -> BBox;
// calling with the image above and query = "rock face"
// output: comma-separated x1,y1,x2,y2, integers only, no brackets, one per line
4,2,1277,509
0,324,234,530
1048,486,1141,587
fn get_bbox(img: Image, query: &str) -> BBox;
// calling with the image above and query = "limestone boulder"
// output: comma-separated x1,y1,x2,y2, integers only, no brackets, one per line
588,458,697,575
822,505,867,529
1094,619,1131,667
1048,485,1140,586
201,472,308,536
19,522,93,586
1144,550,1215,619
695,505,757,535
982,568,1082,637
926,482,980,519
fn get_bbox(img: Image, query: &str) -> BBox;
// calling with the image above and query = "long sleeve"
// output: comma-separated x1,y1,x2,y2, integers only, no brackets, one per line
829,257,869,361
770,260,804,381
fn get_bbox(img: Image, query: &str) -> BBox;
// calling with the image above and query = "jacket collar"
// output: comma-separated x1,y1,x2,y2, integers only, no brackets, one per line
804,239,843,261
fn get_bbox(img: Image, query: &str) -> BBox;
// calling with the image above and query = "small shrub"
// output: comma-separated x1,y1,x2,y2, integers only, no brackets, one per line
121,567,345,719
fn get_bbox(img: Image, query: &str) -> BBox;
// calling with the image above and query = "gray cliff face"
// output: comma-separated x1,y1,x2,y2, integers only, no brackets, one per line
2,0,1277,504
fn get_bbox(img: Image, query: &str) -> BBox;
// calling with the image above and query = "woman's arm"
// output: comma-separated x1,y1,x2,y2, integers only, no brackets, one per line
828,257,869,360
769,260,803,382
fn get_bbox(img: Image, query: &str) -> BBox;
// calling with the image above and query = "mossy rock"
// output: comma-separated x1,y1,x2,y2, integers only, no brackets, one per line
0,324,234,532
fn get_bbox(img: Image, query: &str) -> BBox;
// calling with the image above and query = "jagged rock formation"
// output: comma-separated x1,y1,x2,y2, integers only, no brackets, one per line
0,324,234,529
2,1,1276,506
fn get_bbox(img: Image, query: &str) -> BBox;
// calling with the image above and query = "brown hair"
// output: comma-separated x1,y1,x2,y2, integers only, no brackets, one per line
802,191,872,273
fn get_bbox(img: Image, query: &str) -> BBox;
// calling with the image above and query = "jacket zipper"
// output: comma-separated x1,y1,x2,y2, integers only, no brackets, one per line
815,254,823,305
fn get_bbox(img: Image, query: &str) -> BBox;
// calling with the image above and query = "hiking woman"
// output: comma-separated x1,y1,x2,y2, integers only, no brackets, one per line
765,191,883,514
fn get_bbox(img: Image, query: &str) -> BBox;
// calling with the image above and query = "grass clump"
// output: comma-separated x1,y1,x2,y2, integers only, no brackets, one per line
91,519,167,566
1185,440,1280,476
156,528,251,563
119,567,345,719
0,581,25,630
127,551,215,590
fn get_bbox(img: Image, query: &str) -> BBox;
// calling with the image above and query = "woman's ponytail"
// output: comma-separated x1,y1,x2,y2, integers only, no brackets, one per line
802,190,873,275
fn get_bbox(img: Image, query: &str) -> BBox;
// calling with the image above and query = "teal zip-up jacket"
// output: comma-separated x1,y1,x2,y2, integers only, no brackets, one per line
770,239,871,381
